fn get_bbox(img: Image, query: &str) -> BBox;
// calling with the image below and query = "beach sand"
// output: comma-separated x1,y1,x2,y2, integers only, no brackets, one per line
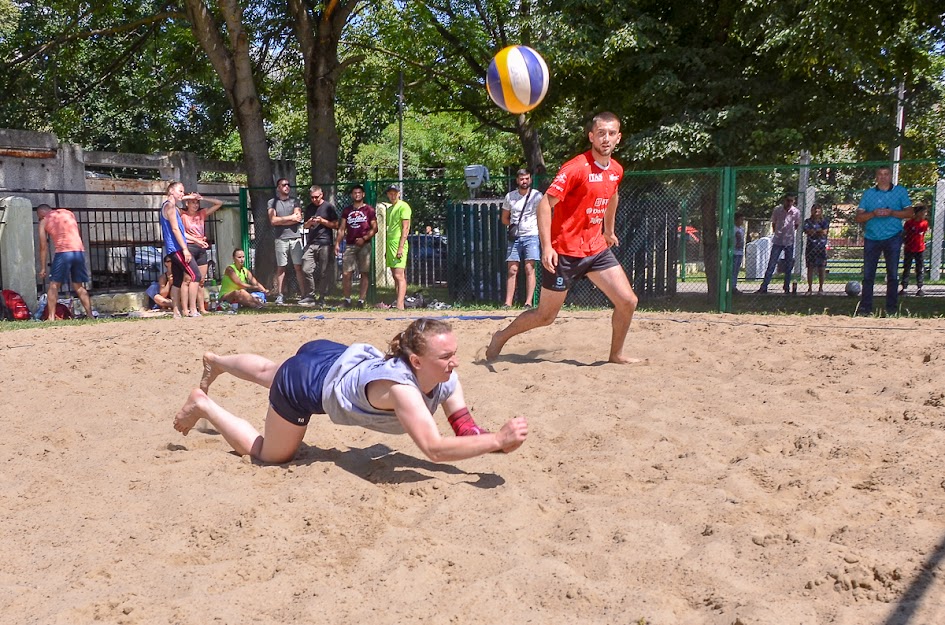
2,310,944,624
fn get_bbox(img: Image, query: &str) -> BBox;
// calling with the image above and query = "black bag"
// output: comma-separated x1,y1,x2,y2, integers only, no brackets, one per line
404,291,426,309
0,293,13,321
506,223,518,242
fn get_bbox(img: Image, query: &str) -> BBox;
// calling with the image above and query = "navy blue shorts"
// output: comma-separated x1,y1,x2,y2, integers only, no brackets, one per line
50,251,90,285
269,340,348,426
541,248,620,291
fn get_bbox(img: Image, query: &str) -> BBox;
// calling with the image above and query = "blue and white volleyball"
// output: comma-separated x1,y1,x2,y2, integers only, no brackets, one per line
845,281,862,297
486,45,549,114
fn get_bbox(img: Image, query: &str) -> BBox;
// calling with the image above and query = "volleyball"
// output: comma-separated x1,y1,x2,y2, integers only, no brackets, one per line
486,45,549,114
845,281,862,297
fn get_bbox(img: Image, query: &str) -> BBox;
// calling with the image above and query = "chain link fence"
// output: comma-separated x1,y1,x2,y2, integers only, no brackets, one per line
236,160,943,312
725,160,942,313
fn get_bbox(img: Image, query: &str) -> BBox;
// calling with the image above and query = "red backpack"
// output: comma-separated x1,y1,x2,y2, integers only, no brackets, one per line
1,290,31,321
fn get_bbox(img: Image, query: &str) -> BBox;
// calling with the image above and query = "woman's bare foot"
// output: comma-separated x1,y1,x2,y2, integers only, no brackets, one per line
174,388,208,435
200,352,221,393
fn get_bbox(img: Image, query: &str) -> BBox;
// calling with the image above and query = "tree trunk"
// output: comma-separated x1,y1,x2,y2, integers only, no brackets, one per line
287,0,362,191
516,114,546,176
183,0,276,285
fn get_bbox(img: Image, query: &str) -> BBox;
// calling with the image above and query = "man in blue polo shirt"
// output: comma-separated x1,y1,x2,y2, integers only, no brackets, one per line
855,165,913,316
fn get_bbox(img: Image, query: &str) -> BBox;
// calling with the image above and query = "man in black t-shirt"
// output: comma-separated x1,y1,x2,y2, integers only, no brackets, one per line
300,185,339,304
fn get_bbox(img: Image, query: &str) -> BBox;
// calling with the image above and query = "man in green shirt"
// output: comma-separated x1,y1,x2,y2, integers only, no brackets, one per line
385,184,411,309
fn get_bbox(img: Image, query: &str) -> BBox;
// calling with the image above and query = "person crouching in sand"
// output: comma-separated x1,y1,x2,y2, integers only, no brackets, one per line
174,318,528,463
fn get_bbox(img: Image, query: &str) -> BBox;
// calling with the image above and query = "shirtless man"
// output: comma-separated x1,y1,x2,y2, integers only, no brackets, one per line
36,204,94,320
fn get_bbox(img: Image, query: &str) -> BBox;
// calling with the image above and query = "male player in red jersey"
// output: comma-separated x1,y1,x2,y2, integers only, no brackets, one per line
486,112,639,364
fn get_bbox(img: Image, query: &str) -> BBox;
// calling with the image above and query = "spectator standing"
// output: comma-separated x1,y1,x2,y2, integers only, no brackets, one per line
803,203,830,295
336,184,378,308
900,204,928,297
268,178,305,305
36,204,95,320
160,182,202,318
757,196,801,294
732,212,745,293
855,166,913,316
181,192,225,313
501,168,543,308
384,184,411,310
300,185,339,305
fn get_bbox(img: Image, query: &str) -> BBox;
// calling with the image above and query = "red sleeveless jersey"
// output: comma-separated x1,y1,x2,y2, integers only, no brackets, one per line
546,151,623,257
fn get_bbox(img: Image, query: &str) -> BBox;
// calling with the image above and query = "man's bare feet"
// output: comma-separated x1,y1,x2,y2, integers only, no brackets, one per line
200,352,221,393
174,388,208,435
485,330,506,361
609,353,645,365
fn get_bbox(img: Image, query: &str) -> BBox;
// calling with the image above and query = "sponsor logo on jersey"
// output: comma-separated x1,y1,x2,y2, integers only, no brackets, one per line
589,173,603,182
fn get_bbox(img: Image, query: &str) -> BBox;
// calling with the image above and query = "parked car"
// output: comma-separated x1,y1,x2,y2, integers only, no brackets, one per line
134,246,163,286
406,234,447,286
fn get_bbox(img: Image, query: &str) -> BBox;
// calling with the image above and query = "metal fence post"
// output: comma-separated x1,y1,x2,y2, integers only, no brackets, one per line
718,167,736,312
932,178,945,281
239,187,250,259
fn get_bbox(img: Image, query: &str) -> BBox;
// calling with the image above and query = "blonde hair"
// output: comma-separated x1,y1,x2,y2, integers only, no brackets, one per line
387,318,453,364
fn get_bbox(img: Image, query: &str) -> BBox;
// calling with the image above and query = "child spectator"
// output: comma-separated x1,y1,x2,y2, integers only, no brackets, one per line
900,204,929,296
803,203,830,295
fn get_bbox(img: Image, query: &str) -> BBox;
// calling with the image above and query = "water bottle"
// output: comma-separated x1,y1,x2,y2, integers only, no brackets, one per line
209,289,219,312
34,294,48,320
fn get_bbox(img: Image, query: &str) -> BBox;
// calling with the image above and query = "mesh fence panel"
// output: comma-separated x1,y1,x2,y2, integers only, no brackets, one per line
728,161,942,312
237,161,942,311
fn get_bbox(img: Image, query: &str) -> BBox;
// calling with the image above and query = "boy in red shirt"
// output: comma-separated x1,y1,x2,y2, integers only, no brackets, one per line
486,112,639,364
900,204,928,296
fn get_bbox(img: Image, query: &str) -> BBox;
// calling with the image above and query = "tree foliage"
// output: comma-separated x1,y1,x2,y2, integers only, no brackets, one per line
1,0,942,179
548,0,945,167
354,0,552,172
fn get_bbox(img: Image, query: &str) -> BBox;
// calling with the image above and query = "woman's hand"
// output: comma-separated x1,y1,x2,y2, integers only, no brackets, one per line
496,417,528,453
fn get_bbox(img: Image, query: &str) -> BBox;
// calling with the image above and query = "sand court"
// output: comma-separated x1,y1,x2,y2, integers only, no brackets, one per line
2,310,944,624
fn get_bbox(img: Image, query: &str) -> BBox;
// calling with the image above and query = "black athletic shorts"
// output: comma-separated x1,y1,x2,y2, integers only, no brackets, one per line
541,248,620,292
188,244,209,267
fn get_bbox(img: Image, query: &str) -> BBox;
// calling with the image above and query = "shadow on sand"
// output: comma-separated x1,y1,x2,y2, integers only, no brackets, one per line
269,442,507,489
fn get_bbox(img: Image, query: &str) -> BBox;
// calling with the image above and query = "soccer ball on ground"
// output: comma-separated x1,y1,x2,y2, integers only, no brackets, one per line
845,281,862,297
486,45,549,114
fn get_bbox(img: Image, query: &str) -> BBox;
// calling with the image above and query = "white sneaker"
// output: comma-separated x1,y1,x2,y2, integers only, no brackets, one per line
298,296,316,305
275,294,284,305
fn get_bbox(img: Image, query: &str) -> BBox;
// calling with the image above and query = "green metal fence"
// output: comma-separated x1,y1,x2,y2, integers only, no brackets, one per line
237,159,943,311
722,160,943,313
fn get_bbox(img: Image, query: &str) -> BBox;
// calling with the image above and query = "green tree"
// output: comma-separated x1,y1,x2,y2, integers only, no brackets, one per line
286,0,364,185
182,0,279,281
352,0,551,173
